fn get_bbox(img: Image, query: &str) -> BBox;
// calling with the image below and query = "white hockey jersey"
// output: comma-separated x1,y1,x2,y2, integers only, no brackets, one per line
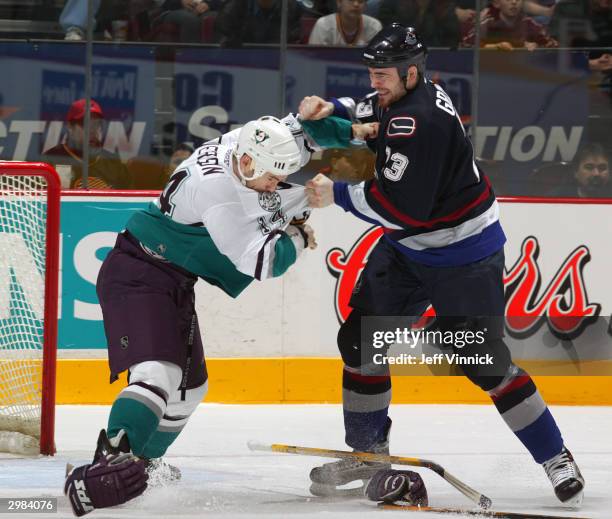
125,117,314,298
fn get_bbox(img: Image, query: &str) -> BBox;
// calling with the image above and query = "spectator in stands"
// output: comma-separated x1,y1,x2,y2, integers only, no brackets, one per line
41,99,132,189
455,1,476,23
523,0,557,25
298,0,380,17
168,142,195,172
308,0,382,45
215,0,301,46
61,0,101,40
549,0,612,47
582,49,612,157
378,0,462,47
128,141,196,190
127,142,194,190
589,49,612,91
153,0,220,42
455,0,477,43
550,142,611,197
462,0,558,49
588,48,612,102
295,0,332,15
590,48,612,71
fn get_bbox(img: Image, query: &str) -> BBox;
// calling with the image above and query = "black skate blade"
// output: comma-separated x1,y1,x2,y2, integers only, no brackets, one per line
378,503,591,519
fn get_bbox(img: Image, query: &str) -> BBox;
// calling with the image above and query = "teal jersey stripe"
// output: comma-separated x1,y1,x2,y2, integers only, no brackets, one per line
141,430,181,459
107,397,161,456
272,233,297,277
126,203,253,298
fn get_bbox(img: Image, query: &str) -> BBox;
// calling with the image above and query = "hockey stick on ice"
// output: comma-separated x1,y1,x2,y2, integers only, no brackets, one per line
247,441,492,510
379,503,591,519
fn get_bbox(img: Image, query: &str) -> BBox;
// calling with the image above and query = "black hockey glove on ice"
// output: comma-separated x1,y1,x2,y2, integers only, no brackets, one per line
365,469,428,506
64,452,148,516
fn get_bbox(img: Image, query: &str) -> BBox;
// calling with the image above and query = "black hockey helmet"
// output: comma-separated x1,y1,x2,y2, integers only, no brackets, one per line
362,23,427,77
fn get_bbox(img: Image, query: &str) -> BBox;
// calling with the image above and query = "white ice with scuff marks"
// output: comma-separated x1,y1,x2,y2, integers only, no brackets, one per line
1,404,610,518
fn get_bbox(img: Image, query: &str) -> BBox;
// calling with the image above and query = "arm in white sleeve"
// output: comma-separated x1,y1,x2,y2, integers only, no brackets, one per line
203,202,303,280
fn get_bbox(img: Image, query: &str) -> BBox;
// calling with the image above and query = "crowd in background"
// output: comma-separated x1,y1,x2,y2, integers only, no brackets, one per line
1,0,610,196
11,0,606,49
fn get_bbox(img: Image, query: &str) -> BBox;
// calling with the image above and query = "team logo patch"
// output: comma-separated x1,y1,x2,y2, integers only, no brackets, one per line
405,29,417,45
356,101,373,118
258,191,282,212
387,116,416,138
120,336,129,350
253,129,270,144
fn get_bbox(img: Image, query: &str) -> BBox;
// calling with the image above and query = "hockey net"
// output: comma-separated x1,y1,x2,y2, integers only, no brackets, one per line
0,162,60,455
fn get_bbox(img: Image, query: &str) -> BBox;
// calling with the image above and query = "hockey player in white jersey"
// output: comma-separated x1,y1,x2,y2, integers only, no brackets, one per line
125,114,318,288
64,115,341,516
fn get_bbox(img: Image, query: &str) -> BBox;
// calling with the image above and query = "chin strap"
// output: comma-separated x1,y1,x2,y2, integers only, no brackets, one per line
233,151,249,186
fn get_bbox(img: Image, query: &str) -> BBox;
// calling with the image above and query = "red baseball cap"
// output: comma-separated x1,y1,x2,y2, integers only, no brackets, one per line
66,99,104,122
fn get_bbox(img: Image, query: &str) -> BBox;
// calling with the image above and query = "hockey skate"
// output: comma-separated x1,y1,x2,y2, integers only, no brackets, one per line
93,429,131,459
143,457,182,487
309,421,392,497
97,429,181,487
543,447,585,507
64,429,131,478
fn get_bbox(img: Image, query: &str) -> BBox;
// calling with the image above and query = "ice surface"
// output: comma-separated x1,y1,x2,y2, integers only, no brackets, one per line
1,404,609,518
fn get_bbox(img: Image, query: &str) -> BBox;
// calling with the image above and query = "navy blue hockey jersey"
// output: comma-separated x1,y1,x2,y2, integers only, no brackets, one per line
331,77,506,267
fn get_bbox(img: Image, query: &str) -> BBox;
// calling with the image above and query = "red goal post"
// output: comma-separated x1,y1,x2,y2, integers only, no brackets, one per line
0,162,60,455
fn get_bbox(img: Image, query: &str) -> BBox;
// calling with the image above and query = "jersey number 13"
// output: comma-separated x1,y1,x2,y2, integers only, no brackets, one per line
383,146,409,181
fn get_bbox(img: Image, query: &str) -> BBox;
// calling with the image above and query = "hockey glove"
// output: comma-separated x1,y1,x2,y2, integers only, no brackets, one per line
365,469,428,506
64,453,148,516
286,223,317,251
290,209,311,226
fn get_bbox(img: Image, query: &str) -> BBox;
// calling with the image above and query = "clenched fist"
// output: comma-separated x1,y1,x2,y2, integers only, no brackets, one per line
352,122,379,141
306,173,334,208
301,223,317,250
286,223,317,251
299,96,334,121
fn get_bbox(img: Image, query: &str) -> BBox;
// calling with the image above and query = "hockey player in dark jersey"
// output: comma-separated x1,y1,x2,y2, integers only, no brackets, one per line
302,23,585,507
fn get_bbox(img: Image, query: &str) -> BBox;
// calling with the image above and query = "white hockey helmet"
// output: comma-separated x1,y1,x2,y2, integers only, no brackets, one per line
235,116,302,181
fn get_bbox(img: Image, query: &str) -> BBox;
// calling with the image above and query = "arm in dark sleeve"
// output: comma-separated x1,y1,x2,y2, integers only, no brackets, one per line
331,95,379,125
287,0,302,43
330,98,353,120
332,179,403,229
161,0,183,9
216,0,246,46
526,18,559,47
205,0,222,10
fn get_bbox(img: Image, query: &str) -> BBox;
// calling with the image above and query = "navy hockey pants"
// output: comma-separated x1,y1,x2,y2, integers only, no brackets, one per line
337,237,563,464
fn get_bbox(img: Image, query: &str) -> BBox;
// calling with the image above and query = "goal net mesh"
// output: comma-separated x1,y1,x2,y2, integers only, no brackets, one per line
0,173,48,449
